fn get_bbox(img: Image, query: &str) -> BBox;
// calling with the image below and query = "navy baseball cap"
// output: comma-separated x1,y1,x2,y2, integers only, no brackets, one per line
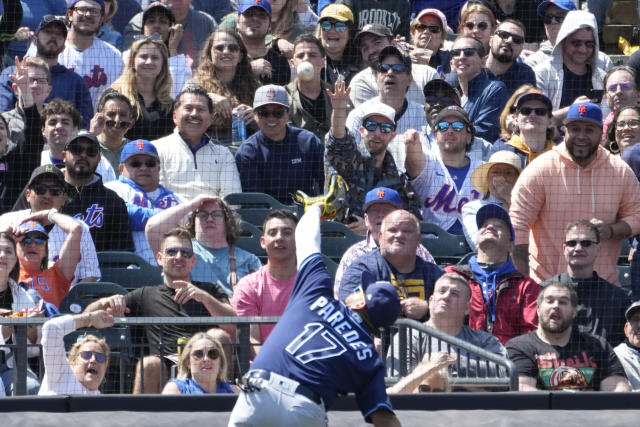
36,15,68,36
238,0,272,16
363,187,402,212
564,102,603,126
26,164,66,188
120,139,160,164
514,88,552,111
354,23,393,47
537,0,577,17
69,0,105,11
625,300,640,321
475,203,514,241
143,2,176,25
378,45,412,73
360,271,401,329
18,220,48,238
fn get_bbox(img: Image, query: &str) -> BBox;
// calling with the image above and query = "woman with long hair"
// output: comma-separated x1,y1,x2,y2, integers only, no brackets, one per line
458,1,497,54
111,37,175,141
607,105,640,156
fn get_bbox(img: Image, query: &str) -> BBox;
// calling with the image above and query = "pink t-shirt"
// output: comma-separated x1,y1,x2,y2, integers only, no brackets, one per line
231,265,296,342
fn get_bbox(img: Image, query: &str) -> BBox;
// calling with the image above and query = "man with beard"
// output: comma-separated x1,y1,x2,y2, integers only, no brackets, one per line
614,301,640,391
506,282,629,391
0,15,93,127
485,19,536,96
510,102,640,285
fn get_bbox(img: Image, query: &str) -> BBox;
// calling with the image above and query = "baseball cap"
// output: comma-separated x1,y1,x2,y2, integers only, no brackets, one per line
564,102,603,126
625,300,640,321
414,8,450,32
18,220,48,238
120,139,160,164
36,15,68,37
26,164,66,189
434,105,472,127
319,3,354,22
143,2,176,25
537,0,577,18
423,79,460,104
378,45,412,73
360,271,401,329
354,23,393,47
64,130,100,150
514,88,553,111
361,101,396,124
253,84,290,109
475,203,514,241
238,0,272,17
470,151,522,194
363,187,403,212
69,0,105,10
622,143,640,182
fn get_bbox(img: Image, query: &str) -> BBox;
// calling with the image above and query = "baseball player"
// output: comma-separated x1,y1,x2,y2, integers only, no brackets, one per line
228,203,402,427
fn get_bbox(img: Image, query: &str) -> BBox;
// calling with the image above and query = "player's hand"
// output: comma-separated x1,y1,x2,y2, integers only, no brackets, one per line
250,58,272,79
326,81,351,111
400,297,428,320
169,280,208,305
105,295,129,317
90,310,115,329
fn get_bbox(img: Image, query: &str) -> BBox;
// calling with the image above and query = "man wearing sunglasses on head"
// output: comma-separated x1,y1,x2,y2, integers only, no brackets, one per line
485,19,536,96
85,227,236,394
105,139,181,265
541,220,631,348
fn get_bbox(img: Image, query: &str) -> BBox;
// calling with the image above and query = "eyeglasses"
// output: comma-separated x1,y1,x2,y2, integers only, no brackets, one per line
128,159,157,168
564,240,598,248
67,143,100,157
363,120,395,133
450,48,477,58
191,348,220,361
256,107,286,119
414,23,441,34
378,63,408,73
72,6,102,17
425,96,456,105
320,20,347,32
28,77,49,86
464,21,489,31
20,236,47,245
79,351,107,363
31,183,63,196
616,119,640,130
213,43,240,53
133,33,162,42
608,83,634,92
494,30,524,45
436,121,466,132
568,39,595,49
195,210,224,221
105,120,130,129
164,247,194,258
543,13,567,25
518,107,548,116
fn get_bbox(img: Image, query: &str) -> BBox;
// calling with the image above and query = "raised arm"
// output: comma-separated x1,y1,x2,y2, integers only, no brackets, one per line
404,129,426,179
327,81,351,139
387,352,456,394
295,203,322,268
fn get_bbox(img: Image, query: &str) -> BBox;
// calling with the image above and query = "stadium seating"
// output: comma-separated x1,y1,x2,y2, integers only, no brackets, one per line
320,220,365,263
224,192,299,227
59,281,128,314
420,222,472,266
97,251,163,291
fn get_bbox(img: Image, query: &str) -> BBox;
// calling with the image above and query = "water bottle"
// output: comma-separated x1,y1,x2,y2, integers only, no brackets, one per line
232,109,246,146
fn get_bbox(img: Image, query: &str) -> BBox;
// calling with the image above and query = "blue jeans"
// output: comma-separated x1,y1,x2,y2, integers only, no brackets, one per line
0,363,40,395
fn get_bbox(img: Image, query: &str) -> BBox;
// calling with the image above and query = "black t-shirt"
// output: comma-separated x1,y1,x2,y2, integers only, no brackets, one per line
124,281,229,355
255,47,291,86
298,90,327,125
0,286,13,310
506,330,627,390
125,95,174,142
560,64,593,108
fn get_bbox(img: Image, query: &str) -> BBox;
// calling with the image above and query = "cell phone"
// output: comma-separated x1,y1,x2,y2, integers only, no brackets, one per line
588,89,604,103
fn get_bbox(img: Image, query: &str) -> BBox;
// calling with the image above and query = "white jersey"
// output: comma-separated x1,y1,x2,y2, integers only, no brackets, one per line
40,150,116,184
411,150,485,232
0,209,101,283
345,96,427,171
58,38,124,108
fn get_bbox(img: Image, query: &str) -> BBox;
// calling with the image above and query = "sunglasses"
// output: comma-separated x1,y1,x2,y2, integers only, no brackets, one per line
79,351,107,363
378,63,408,73
31,183,64,197
213,43,240,53
425,96,455,105
494,30,524,45
105,120,130,129
568,39,595,49
518,107,548,116
608,83,634,92
564,240,598,248
450,47,477,58
191,348,220,360
320,20,347,32
543,13,567,25
256,107,286,119
414,23,441,34
464,21,489,31
363,120,395,133
67,143,100,157
436,121,466,132
20,236,47,245
616,119,640,130
128,159,157,168
195,210,224,220
164,247,194,258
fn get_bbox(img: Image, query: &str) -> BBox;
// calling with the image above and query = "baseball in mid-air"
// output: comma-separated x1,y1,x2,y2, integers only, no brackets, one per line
296,61,314,81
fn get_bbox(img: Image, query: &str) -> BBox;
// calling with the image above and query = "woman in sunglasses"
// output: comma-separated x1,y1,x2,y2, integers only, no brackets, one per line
315,4,359,86
39,309,114,395
458,2,496,54
192,29,260,147
407,9,451,74
162,332,233,394
112,37,175,141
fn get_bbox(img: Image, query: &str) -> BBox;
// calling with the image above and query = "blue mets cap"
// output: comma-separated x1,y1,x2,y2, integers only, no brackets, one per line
564,102,602,126
238,0,272,16
361,271,401,329
18,220,48,237
363,187,402,212
537,0,577,17
475,203,514,241
120,139,160,164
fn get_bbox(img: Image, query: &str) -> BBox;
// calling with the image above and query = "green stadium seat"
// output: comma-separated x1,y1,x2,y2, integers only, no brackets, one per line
224,192,299,227
97,251,163,291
